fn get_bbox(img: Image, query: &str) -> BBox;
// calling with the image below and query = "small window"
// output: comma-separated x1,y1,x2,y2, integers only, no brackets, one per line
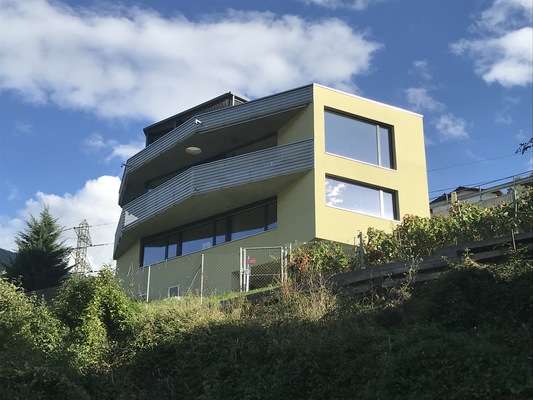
325,110,394,169
168,285,180,297
325,177,398,220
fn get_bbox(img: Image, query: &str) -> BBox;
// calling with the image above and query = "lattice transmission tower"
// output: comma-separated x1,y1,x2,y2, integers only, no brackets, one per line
73,219,92,275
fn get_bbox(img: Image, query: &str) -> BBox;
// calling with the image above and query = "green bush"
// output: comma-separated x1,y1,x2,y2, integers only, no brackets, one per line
361,186,532,267
52,269,136,373
288,240,350,281
0,278,88,400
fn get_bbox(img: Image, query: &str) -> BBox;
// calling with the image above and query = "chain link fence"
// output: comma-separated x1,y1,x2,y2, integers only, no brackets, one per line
240,246,287,292
121,247,291,302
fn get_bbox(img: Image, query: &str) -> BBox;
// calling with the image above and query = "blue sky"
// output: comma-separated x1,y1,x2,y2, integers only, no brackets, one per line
0,0,531,269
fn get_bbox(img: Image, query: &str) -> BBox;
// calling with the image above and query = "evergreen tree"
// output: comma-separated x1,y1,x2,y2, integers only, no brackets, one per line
4,206,72,291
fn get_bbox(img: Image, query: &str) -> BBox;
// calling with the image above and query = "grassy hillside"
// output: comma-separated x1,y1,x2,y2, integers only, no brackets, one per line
1,248,532,400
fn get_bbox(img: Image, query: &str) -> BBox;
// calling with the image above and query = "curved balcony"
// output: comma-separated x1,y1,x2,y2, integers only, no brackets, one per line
114,139,314,258
119,84,314,206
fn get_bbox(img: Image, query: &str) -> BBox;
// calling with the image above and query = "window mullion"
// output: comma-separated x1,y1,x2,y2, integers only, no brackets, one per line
379,190,385,218
376,125,381,167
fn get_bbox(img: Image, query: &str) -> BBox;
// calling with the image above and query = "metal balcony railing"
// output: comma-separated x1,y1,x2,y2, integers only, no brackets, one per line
114,139,314,249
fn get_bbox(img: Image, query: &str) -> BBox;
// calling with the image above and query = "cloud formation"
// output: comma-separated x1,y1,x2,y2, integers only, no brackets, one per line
0,0,382,121
83,133,144,164
451,0,532,87
302,0,385,10
0,176,121,270
434,113,469,142
405,87,443,113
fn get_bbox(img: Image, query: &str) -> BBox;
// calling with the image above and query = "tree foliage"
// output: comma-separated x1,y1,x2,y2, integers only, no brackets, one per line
516,137,533,154
4,206,72,291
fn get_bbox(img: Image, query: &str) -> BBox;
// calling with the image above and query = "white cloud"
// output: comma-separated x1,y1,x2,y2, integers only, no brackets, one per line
434,113,469,142
0,176,121,270
302,0,386,10
451,0,532,87
7,187,19,201
0,0,382,121
477,0,532,34
83,133,144,164
405,87,443,112
410,60,433,81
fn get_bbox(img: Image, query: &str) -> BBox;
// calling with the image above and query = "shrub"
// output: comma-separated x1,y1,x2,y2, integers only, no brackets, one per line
52,269,135,373
288,240,349,282
0,278,88,400
360,187,532,267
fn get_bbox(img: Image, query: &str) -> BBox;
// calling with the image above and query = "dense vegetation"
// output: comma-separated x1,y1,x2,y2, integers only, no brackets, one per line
1,249,532,399
1,187,532,399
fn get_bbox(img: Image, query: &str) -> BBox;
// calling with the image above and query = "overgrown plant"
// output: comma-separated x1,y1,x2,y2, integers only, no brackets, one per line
52,269,135,373
361,185,533,267
287,240,350,282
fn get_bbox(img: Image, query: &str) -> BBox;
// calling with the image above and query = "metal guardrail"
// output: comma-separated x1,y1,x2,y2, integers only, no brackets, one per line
122,85,314,174
115,139,314,249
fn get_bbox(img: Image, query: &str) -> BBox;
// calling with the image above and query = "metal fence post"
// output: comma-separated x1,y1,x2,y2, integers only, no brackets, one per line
239,247,243,292
146,264,151,303
359,231,365,269
200,254,204,305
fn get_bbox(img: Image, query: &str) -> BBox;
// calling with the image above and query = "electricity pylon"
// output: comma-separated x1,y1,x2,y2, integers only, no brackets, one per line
73,219,92,275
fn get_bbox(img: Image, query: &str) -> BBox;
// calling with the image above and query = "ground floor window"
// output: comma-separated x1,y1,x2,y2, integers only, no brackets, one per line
325,176,398,220
141,198,277,266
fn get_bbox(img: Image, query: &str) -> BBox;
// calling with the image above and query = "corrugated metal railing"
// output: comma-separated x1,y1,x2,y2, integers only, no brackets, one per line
124,85,314,173
115,139,314,245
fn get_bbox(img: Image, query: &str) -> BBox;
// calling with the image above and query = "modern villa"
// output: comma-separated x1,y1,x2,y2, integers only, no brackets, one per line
113,84,429,299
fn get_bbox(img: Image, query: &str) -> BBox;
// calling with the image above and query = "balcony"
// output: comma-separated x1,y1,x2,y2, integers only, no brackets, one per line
119,84,314,206
114,139,314,258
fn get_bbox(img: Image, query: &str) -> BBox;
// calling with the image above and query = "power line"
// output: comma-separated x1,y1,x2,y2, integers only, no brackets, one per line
428,170,533,194
425,126,532,150
427,153,523,172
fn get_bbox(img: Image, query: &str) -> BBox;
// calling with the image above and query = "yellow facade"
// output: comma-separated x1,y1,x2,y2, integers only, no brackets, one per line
311,85,429,245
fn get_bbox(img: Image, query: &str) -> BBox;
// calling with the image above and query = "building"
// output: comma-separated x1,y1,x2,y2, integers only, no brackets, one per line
429,175,533,215
114,84,429,298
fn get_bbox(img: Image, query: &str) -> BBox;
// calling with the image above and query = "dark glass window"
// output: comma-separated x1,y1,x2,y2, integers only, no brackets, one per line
182,223,214,254
267,202,277,230
140,199,277,266
214,220,227,245
325,110,394,169
231,207,265,241
167,233,179,258
142,237,167,266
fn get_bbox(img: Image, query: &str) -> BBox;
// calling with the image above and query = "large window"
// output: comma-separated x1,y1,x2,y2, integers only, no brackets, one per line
325,110,394,169
325,177,398,220
140,199,277,266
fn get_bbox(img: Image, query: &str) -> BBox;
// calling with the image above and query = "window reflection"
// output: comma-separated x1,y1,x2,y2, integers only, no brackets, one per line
182,223,214,254
325,177,397,220
231,207,265,240
141,200,277,266
142,237,167,266
325,110,394,169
